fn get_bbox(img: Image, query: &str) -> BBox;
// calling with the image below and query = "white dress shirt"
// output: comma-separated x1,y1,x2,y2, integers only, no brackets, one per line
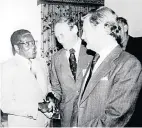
15,53,32,70
66,38,81,63
15,54,49,98
93,43,118,74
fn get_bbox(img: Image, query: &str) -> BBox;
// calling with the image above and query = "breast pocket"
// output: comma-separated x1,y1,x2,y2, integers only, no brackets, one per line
96,78,110,101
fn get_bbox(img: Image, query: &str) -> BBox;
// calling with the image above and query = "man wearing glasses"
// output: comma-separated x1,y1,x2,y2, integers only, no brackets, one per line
1,29,53,127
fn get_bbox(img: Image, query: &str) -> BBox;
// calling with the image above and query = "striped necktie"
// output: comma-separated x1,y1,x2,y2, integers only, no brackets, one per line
69,48,77,81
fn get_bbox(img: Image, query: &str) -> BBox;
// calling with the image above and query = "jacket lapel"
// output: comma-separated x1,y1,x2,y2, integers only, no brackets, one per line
78,62,91,104
76,45,92,80
80,46,123,104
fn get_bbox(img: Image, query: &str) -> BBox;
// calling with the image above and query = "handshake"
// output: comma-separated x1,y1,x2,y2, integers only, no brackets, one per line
38,92,59,119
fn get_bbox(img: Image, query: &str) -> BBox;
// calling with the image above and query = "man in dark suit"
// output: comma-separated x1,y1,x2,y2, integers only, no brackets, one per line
50,16,93,127
70,7,142,127
117,17,142,127
117,17,142,63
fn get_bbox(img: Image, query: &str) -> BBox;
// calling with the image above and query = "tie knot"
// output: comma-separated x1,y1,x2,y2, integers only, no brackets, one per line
92,53,100,63
69,48,75,54
91,53,100,70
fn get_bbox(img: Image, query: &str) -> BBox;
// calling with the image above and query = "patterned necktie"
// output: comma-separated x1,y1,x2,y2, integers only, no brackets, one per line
81,53,100,98
69,48,77,81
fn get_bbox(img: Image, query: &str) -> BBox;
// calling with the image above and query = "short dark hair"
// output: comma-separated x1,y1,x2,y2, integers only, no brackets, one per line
117,17,128,35
10,29,31,55
117,17,128,26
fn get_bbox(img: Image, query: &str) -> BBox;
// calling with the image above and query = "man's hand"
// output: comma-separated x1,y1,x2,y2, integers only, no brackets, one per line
46,92,56,103
46,92,59,109
38,101,55,113
44,92,60,119
44,111,54,119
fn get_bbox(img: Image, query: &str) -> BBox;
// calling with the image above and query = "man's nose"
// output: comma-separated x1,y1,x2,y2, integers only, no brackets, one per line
32,45,37,51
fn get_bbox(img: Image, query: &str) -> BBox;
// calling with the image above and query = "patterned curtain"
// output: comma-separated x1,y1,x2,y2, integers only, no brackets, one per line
40,1,104,66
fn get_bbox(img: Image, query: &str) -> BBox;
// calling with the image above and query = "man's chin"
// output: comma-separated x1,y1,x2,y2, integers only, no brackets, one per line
30,54,36,59
32,55,36,59
33,52,37,58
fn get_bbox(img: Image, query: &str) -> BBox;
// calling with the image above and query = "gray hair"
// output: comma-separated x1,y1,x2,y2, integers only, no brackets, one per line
82,6,121,41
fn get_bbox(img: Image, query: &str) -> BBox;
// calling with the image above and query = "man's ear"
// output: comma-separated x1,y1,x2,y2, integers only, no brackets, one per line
72,25,78,34
14,45,20,53
124,24,128,33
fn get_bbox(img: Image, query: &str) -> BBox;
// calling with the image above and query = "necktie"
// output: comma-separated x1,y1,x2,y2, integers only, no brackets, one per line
90,53,100,76
69,48,77,81
81,53,100,98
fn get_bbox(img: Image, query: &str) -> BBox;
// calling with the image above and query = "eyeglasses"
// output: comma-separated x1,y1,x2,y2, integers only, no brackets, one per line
17,40,38,50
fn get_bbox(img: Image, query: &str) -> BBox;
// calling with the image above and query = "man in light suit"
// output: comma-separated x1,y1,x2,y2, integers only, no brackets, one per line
1,29,52,127
50,16,93,127
70,7,142,127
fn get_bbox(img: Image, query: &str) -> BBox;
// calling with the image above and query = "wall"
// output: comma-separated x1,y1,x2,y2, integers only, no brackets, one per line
0,0,41,63
105,0,142,37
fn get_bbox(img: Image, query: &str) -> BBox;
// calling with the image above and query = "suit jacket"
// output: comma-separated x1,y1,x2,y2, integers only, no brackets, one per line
1,55,50,127
50,44,93,127
125,36,142,126
126,36,142,63
71,46,142,127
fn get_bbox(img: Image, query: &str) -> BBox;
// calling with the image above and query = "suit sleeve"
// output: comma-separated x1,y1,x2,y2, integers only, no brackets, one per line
1,64,38,119
90,58,142,127
50,55,62,101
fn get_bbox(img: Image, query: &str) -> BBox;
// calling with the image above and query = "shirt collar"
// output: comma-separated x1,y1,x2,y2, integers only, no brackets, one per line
97,43,118,59
66,38,81,62
72,38,81,53
15,53,32,70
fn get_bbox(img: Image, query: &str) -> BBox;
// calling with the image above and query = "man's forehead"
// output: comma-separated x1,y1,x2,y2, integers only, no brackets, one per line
56,23,69,30
83,17,92,29
55,23,70,35
21,33,33,41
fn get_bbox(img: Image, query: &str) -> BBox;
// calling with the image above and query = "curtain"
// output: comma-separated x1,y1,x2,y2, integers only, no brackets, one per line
40,1,104,65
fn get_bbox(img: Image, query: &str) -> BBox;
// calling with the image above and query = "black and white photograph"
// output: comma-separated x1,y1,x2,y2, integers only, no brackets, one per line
0,0,142,127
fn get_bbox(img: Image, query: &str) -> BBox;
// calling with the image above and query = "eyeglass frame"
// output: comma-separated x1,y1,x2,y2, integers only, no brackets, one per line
16,40,38,50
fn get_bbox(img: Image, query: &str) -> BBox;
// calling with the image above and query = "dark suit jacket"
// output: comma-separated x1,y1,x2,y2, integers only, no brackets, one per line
126,36,142,63
71,46,142,127
125,36,142,127
50,44,93,127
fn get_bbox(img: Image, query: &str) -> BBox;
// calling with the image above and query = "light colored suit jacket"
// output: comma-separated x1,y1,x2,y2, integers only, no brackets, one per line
1,55,51,127
50,44,93,127
71,46,142,127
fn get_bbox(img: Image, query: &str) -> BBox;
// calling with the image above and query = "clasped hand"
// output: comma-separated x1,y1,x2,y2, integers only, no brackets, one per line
38,92,59,119
38,100,55,119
